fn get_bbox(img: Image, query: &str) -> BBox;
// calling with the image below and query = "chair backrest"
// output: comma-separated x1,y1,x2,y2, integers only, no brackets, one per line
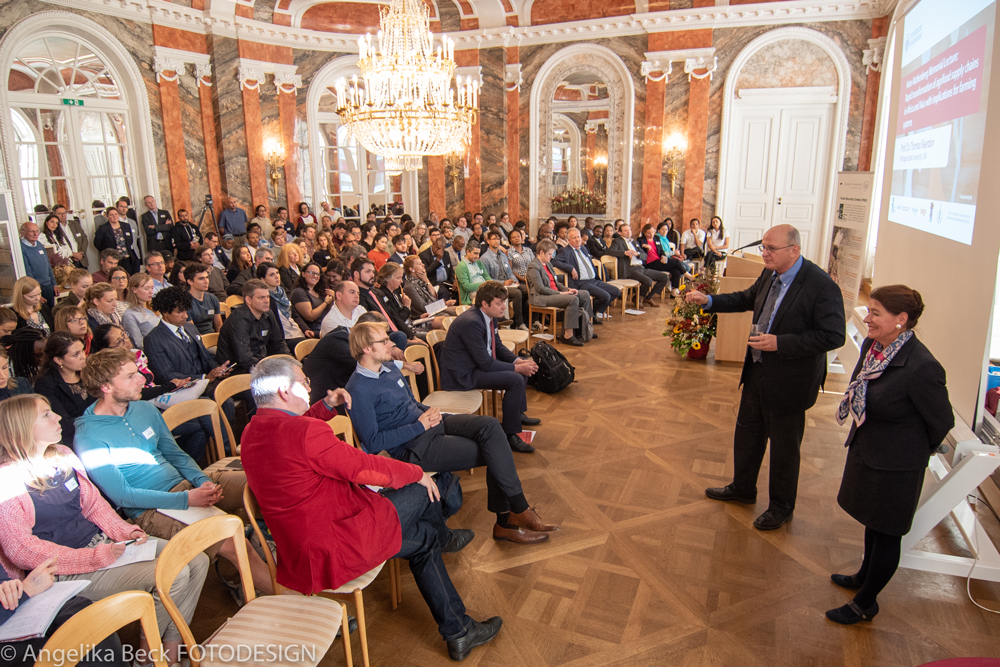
400,366,421,399
327,414,356,448
404,344,435,392
156,515,253,664
591,258,607,281
201,332,219,349
214,373,252,449
161,399,227,463
268,354,297,362
243,485,282,593
552,266,568,278
225,294,245,308
442,316,456,331
600,255,618,280
36,591,168,667
425,329,447,387
219,302,231,318
295,338,319,360
455,305,471,315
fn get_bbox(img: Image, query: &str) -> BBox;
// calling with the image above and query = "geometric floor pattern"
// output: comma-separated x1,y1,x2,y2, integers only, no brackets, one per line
191,304,1000,666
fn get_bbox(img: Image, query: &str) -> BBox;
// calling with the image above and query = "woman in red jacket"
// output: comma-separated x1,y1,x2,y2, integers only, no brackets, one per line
240,357,502,662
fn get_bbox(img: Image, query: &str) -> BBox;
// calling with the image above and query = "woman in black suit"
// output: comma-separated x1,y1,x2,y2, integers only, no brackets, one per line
93,206,140,274
828,285,953,624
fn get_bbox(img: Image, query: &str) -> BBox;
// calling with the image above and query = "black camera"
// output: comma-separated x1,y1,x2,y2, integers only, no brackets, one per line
205,194,213,206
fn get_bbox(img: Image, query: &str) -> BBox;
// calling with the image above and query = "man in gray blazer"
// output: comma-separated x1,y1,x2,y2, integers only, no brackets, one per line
606,221,669,307
526,239,592,347
52,204,88,267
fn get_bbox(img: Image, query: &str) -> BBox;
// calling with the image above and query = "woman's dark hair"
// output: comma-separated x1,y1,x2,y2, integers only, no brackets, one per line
256,261,278,280
295,261,327,294
169,260,188,286
870,285,925,329
710,215,725,237
662,217,674,232
641,224,654,236
42,214,67,245
373,233,387,245
1,327,46,381
150,286,193,316
234,245,253,271
89,324,123,354
39,331,81,377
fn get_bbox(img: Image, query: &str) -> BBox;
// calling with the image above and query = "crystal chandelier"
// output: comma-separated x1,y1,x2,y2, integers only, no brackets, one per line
335,0,479,173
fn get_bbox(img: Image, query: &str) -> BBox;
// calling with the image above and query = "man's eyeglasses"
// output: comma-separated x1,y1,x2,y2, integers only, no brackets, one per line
371,337,393,346
761,244,794,254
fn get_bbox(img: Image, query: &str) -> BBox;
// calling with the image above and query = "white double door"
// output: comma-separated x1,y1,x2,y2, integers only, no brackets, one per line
722,89,836,262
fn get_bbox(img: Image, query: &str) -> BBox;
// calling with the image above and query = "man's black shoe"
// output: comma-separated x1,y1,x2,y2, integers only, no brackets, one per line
447,617,503,661
704,484,756,504
335,616,359,638
442,528,475,554
520,413,541,426
562,336,584,347
508,434,535,453
753,509,792,531
593,318,603,325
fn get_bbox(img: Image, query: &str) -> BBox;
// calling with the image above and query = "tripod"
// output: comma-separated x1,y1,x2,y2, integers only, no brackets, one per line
197,197,219,237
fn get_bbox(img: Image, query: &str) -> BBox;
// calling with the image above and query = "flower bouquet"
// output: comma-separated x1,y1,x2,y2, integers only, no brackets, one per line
664,270,722,358
551,187,607,214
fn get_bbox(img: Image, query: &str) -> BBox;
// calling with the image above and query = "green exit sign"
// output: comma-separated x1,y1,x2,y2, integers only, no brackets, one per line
61,99,84,106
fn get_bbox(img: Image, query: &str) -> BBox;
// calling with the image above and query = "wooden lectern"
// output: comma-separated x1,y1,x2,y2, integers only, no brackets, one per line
714,253,766,364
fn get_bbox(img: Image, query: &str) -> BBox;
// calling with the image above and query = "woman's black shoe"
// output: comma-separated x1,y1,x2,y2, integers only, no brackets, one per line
562,336,584,347
831,573,862,590
825,600,878,625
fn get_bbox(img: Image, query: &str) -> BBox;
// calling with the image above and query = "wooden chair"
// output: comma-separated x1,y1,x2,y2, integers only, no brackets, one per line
601,255,640,315
156,515,350,667
36,591,168,667
442,316,456,331
402,344,483,415
219,302,231,318
201,332,219,349
498,328,529,355
425,329,448,387
454,305,471,314
244,485,381,667
327,416,403,610
528,303,562,343
214,373,252,450
295,338,319,360
225,294,245,308
161,398,231,464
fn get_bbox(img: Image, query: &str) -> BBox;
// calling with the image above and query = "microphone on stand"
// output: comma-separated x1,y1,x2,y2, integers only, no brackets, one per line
734,239,763,256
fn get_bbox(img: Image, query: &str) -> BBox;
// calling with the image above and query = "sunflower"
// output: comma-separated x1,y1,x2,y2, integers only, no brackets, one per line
673,326,682,333
692,341,701,350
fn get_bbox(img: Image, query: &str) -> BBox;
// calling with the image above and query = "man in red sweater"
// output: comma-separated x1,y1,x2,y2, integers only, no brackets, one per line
240,356,502,662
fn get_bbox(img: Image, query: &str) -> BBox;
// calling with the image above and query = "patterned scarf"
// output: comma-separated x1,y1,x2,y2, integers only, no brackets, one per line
836,330,913,427
269,286,292,321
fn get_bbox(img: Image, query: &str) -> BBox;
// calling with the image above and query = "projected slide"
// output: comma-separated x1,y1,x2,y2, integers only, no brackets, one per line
889,0,995,245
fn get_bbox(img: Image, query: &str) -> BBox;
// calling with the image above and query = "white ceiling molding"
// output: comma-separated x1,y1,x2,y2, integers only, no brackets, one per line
38,0,897,53
505,63,522,91
152,46,212,84
455,65,483,85
641,47,716,82
237,58,302,92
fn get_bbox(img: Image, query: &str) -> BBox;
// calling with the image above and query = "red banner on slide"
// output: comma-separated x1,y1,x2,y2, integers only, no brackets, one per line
897,26,987,135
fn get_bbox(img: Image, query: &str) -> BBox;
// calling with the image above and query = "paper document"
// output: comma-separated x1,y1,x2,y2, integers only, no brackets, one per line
624,309,646,315
0,580,91,642
99,539,158,570
157,505,228,526
424,299,447,315
531,333,555,340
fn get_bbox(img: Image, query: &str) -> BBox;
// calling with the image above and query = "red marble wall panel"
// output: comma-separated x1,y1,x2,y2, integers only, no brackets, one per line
859,16,889,172
682,76,709,228
159,78,192,216
530,0,635,26
428,156,446,216
648,0,670,10
198,83,224,225
237,42,294,65
460,17,479,30
300,3,384,34
461,48,482,213
235,4,254,18
273,13,292,26
278,93,302,216
242,86,269,212
152,25,207,53
641,76,665,228
506,86,520,222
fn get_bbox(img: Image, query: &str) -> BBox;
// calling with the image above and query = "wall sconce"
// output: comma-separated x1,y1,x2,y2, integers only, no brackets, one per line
265,139,284,196
593,154,608,190
663,132,687,197
446,145,466,196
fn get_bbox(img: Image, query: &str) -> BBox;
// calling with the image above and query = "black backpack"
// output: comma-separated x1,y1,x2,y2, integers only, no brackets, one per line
528,341,575,393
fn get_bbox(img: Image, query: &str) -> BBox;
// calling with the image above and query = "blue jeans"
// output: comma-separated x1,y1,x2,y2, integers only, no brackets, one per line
383,482,472,641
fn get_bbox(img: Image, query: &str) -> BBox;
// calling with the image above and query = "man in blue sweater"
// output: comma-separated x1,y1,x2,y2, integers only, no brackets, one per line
345,322,559,545
73,347,274,594
19,221,57,309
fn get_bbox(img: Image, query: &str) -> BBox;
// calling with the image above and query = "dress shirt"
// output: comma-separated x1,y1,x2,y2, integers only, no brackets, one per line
705,255,803,332
219,208,249,236
624,239,643,266
507,246,534,278
573,247,595,280
481,248,515,282
481,309,493,357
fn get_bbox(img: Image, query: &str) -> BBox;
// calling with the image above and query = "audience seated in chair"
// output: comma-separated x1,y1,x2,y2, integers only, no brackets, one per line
73,347,274,595
215,279,290,375
240,356,501,661
0,394,208,666
526,239,594,347
454,244,490,306
346,322,559,545
606,221,670,308
351,257,410,349
320,280,367,336
480,232,528,330
553,229,621,320
438,281,540,453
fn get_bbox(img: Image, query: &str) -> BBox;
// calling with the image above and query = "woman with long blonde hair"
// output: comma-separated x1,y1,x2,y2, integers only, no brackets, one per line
276,242,304,292
121,273,160,349
0,394,208,665
11,276,52,334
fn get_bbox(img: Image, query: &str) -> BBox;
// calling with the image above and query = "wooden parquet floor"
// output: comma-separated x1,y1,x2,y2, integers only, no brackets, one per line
191,306,1000,666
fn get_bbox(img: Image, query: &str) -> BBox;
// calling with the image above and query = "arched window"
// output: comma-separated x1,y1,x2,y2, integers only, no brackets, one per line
0,13,158,250
309,58,419,224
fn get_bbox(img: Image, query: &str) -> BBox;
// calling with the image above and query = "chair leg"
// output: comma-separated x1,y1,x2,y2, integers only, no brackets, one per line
338,601,354,667
388,560,398,610
355,589,370,667
393,559,402,605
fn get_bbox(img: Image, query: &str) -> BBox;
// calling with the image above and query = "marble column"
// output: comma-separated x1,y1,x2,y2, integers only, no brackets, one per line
456,50,481,213
640,74,665,228
278,87,301,212
197,69,224,227
240,72,269,210
586,129,596,190
480,47,506,216
859,18,889,172
212,37,251,210
427,156,446,216
157,73,192,216
505,52,521,223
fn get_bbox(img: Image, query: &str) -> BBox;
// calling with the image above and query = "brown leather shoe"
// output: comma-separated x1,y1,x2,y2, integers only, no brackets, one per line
492,524,550,544
643,298,659,308
508,507,560,532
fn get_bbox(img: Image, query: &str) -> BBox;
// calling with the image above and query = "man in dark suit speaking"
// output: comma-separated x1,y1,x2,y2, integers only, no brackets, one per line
439,281,540,453
685,224,845,530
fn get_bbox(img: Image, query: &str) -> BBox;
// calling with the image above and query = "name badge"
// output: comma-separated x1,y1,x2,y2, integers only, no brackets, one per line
397,378,405,388
142,426,156,439
64,476,79,492
207,309,214,315
38,249,45,255
261,330,269,336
